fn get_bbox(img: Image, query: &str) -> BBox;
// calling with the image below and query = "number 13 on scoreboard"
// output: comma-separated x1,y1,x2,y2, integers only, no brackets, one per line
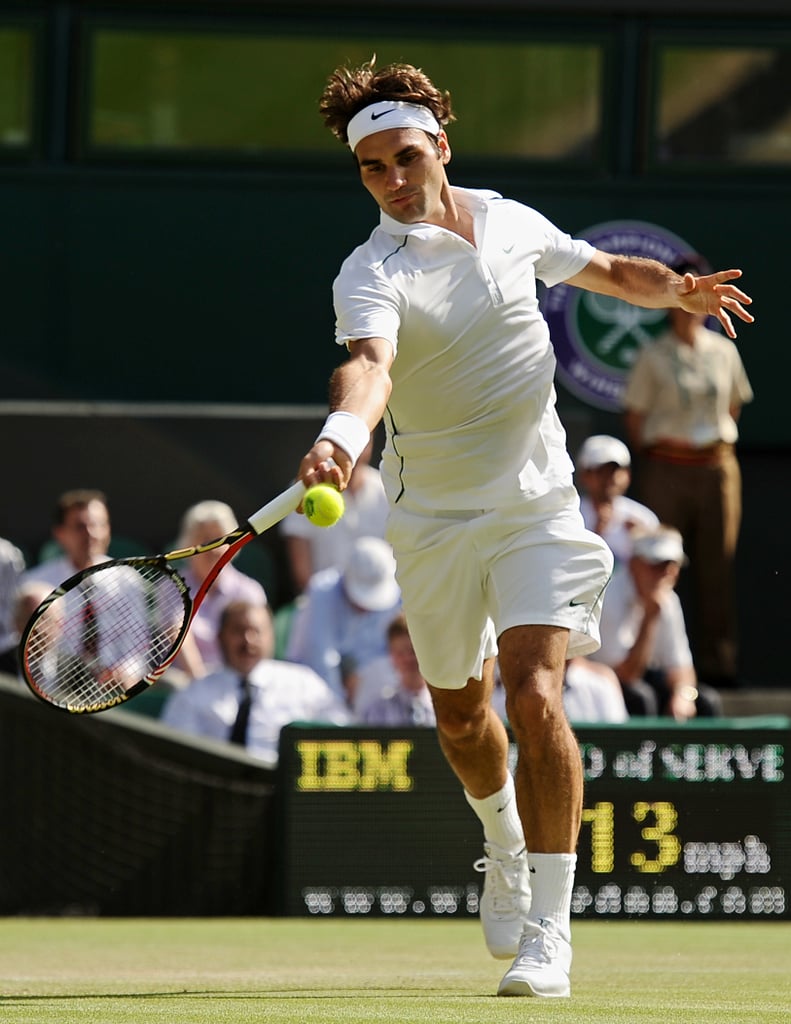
581,801,682,874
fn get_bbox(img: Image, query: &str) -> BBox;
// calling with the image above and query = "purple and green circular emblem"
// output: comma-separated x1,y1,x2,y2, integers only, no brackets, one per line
543,220,695,411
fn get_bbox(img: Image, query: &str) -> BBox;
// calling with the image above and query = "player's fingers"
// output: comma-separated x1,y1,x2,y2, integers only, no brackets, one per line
715,283,752,305
303,459,345,491
719,293,755,324
716,307,737,339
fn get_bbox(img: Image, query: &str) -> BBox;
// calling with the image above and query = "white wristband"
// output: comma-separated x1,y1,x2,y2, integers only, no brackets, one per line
316,411,370,465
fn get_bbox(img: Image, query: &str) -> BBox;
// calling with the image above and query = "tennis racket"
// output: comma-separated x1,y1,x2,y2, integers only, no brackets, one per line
20,481,305,714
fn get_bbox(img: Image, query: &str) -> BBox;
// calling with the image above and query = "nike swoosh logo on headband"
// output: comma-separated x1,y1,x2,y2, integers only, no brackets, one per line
371,109,397,120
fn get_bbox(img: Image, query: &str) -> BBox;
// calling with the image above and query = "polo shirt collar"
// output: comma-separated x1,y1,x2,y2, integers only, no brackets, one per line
378,186,502,238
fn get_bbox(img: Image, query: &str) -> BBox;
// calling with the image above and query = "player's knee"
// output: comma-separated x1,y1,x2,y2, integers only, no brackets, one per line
434,701,489,746
504,672,562,737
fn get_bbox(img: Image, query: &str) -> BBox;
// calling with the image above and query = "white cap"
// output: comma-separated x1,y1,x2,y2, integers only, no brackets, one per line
346,100,441,152
343,537,400,612
576,435,631,470
632,527,687,566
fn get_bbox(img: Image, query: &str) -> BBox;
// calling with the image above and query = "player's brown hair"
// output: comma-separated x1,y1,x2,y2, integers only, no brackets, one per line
319,57,456,145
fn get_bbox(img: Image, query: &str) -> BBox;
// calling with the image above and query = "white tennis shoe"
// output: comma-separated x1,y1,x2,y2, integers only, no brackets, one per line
497,920,572,998
473,843,531,959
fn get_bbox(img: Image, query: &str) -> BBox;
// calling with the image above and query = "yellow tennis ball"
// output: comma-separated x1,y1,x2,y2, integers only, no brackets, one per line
303,484,345,528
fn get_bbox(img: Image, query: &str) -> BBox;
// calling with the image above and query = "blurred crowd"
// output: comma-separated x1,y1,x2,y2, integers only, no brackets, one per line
2,269,754,763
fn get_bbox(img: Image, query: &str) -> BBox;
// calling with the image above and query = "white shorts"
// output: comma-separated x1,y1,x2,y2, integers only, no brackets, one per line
385,485,613,689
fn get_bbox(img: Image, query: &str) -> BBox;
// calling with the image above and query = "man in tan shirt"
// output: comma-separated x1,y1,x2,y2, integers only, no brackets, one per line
623,253,754,688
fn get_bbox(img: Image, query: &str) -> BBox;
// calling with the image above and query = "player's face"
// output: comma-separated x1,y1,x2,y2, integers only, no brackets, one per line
54,500,111,570
356,128,451,225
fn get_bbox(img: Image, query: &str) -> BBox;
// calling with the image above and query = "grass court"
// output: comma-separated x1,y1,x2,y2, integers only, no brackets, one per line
1,917,788,1023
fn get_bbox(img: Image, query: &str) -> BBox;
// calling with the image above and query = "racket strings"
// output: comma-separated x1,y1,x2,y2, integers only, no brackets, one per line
24,563,190,711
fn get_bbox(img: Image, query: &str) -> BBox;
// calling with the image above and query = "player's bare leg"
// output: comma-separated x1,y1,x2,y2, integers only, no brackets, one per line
499,624,581,851
496,623,579,998
429,663,530,960
429,660,509,798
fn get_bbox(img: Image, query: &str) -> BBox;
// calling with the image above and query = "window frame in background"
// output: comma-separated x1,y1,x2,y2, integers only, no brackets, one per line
75,17,610,172
646,32,791,173
0,19,41,162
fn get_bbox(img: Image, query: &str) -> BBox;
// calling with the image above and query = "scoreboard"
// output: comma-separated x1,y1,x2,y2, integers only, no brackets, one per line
276,721,789,920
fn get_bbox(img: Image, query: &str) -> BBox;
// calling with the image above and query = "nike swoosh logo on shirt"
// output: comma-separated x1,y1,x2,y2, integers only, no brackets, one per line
371,109,397,121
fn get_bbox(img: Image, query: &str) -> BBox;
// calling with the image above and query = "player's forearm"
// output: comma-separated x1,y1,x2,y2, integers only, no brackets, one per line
305,341,393,486
610,255,686,308
571,252,685,310
328,344,393,432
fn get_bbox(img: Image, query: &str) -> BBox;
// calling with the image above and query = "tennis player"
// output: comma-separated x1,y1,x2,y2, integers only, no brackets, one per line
295,60,754,998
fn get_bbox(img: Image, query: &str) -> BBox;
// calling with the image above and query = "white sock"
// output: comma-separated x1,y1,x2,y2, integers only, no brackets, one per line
526,852,576,942
464,775,524,855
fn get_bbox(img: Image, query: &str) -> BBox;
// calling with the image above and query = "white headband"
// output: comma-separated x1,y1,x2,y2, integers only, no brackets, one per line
346,100,441,151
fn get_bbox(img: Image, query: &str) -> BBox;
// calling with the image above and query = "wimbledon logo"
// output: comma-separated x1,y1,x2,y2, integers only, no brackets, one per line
543,220,694,411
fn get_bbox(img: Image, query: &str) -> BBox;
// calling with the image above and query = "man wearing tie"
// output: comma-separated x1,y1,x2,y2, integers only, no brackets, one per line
161,600,349,767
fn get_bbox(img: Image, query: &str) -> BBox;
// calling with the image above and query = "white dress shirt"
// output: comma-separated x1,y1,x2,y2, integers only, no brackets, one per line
161,658,351,766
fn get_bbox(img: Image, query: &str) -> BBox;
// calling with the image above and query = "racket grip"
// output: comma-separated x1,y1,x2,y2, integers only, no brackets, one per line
247,480,306,535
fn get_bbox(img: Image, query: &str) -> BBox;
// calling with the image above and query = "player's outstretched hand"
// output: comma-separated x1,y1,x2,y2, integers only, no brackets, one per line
678,269,754,339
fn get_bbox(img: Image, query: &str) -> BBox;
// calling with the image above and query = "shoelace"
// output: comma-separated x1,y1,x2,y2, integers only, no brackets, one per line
473,850,522,914
515,928,559,966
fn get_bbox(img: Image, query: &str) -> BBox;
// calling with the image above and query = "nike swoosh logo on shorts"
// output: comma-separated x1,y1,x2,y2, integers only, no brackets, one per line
371,109,397,121
569,598,588,607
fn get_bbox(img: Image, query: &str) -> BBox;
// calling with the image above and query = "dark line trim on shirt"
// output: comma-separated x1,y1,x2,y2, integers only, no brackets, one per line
376,236,408,269
385,405,405,503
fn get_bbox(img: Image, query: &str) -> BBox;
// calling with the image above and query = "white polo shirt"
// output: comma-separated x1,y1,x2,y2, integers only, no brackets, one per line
333,187,594,512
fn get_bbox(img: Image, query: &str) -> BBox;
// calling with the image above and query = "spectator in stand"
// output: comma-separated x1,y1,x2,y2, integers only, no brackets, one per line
0,536,26,676
161,600,349,766
623,252,754,689
562,658,628,724
174,500,269,679
18,497,151,686
13,579,76,687
22,489,111,588
280,438,389,595
13,580,53,645
359,612,435,726
286,536,401,702
575,435,658,568
588,525,721,720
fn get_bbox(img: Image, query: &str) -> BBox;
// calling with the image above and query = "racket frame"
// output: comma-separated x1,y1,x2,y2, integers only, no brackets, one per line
20,480,305,713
